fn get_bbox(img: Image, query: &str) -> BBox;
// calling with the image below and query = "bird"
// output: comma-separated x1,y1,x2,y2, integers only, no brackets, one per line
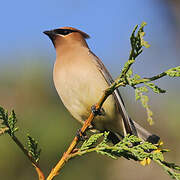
43,27,160,144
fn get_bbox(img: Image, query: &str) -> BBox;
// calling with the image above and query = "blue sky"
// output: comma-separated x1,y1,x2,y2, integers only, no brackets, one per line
0,0,179,77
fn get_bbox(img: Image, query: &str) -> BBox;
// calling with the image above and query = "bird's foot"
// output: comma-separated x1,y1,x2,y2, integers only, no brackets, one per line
76,129,87,141
91,105,105,116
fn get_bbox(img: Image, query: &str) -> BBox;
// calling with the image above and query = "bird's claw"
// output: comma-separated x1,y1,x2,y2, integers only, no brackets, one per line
76,129,87,141
91,105,105,116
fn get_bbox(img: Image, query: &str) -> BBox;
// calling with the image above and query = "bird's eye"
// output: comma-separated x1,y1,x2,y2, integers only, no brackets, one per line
54,29,72,36
62,30,70,35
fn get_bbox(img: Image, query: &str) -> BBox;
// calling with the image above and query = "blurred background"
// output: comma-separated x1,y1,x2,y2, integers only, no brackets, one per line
0,0,180,179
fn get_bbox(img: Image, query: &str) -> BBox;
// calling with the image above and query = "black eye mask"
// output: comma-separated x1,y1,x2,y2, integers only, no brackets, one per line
53,29,76,36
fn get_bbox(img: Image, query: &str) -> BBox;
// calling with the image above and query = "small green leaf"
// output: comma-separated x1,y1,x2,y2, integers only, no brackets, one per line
98,131,110,147
120,60,135,77
128,135,143,144
0,106,8,122
130,74,142,86
131,150,149,161
147,116,153,125
152,151,164,161
134,74,141,80
135,90,141,100
145,82,166,93
141,21,147,28
136,141,157,151
97,149,117,159
135,87,148,101
139,32,150,48
80,133,103,151
126,68,133,78
140,95,149,107
8,110,18,136
147,108,154,125
0,107,18,136
135,88,154,125
166,66,180,77
138,86,149,93
27,134,41,163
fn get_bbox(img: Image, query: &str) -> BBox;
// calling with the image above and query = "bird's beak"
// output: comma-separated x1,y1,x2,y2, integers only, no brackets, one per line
43,30,56,41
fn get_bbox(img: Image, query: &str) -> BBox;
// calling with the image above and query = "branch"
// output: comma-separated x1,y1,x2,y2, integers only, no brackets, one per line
0,107,44,180
12,135,44,180
135,72,167,84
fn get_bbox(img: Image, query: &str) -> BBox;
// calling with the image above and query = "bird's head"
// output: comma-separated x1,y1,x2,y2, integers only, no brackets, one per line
43,27,90,48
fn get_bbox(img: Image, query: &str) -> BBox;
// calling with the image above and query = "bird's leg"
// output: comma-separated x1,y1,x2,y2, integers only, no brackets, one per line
91,105,105,116
76,129,88,141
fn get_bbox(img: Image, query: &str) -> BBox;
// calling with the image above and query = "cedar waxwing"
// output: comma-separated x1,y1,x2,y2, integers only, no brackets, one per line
44,27,160,144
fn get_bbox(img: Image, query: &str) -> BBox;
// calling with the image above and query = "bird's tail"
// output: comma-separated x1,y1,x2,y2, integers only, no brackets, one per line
112,89,160,144
126,118,160,144
113,89,160,144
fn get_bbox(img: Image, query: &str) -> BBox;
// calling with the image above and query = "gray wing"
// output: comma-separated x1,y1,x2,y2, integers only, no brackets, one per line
89,50,137,136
